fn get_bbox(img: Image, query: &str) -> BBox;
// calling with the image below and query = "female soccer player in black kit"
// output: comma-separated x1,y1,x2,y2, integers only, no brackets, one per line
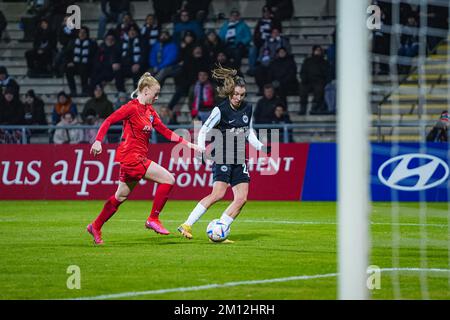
178,65,271,241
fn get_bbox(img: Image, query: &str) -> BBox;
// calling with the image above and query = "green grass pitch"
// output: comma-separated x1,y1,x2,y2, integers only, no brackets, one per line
0,200,448,300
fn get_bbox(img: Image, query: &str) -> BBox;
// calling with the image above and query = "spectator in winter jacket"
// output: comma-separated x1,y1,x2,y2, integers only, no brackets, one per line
0,87,25,144
65,26,98,96
116,23,145,91
254,84,285,124
426,111,449,142
203,29,225,64
0,10,7,42
266,0,294,21
270,103,292,124
152,0,182,25
398,15,419,74
35,0,76,34
261,27,291,60
57,14,78,51
178,31,198,66
149,30,180,86
115,12,135,41
254,6,282,50
97,0,130,39
113,91,129,111
188,70,216,122
81,84,114,122
173,9,204,44
84,115,108,144
141,14,161,69
248,6,282,75
0,66,20,96
25,18,56,77
52,91,78,125
169,45,209,111
299,45,331,115
254,28,291,93
141,14,161,49
0,86,25,125
269,103,293,142
218,9,252,69
176,0,212,24
53,112,84,144
23,89,47,126
90,31,122,93
268,47,299,100
54,15,77,77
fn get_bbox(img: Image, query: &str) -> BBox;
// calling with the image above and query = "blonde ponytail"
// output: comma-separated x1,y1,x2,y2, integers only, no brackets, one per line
212,64,246,98
130,72,160,99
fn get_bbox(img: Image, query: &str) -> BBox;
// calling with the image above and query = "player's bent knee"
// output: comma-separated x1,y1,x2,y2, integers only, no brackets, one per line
115,190,130,202
115,194,128,202
116,192,129,201
234,197,247,207
211,192,225,203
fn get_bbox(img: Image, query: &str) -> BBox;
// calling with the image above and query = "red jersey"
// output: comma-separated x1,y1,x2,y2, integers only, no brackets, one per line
95,99,188,165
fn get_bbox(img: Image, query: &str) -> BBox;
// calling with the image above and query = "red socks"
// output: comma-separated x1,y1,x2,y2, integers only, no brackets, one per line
93,195,123,230
93,183,174,229
148,183,174,221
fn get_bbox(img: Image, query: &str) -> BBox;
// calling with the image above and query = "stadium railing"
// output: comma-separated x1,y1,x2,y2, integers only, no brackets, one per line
0,122,439,144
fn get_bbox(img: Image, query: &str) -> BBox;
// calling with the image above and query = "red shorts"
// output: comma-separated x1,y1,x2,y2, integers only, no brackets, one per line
118,158,152,183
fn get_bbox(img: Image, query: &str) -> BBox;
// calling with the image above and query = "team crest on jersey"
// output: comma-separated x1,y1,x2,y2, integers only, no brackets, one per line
220,165,228,172
242,114,249,124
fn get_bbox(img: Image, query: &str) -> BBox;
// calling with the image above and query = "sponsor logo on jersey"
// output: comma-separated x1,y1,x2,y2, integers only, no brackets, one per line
378,153,449,191
229,126,249,135
142,125,152,132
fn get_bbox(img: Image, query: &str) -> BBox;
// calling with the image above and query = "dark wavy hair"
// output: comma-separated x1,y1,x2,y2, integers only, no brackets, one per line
211,64,246,98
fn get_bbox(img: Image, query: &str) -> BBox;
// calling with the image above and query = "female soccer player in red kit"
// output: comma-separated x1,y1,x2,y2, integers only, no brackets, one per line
87,72,202,245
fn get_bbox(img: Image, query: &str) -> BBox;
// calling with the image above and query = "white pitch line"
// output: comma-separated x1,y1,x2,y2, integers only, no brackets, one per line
70,273,338,300
114,219,448,228
68,268,450,300
0,218,445,228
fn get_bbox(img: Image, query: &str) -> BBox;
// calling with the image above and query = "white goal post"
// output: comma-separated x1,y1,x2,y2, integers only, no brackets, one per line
337,0,371,300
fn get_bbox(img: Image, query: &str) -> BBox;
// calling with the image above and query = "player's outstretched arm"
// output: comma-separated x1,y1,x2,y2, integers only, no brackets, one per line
248,118,264,151
152,114,203,152
95,105,133,141
91,104,133,157
198,107,221,151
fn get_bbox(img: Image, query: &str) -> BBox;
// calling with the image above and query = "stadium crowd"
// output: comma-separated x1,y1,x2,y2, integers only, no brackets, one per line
372,0,449,75
2,0,320,144
2,0,449,144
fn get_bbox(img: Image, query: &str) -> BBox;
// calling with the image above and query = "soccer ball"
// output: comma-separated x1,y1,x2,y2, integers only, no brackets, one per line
206,219,230,242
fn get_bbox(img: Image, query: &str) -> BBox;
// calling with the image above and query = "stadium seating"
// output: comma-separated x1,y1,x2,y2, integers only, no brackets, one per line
372,41,450,142
0,0,339,143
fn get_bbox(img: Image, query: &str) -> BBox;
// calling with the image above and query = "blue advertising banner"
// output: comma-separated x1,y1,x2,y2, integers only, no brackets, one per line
301,143,450,202
371,143,449,202
301,143,337,201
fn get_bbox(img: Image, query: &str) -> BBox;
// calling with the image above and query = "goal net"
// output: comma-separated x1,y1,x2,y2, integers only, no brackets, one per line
338,0,450,299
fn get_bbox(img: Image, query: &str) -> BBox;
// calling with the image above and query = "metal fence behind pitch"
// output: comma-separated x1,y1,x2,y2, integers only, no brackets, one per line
0,122,443,144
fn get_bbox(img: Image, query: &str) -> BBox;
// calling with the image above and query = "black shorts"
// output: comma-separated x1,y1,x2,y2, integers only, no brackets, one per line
212,163,250,187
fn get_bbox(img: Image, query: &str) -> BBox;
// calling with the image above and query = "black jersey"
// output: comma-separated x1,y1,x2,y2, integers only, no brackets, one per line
214,98,253,133
200,99,263,164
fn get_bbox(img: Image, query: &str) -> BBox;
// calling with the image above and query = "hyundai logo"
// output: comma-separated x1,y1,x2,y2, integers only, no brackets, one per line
378,153,449,191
